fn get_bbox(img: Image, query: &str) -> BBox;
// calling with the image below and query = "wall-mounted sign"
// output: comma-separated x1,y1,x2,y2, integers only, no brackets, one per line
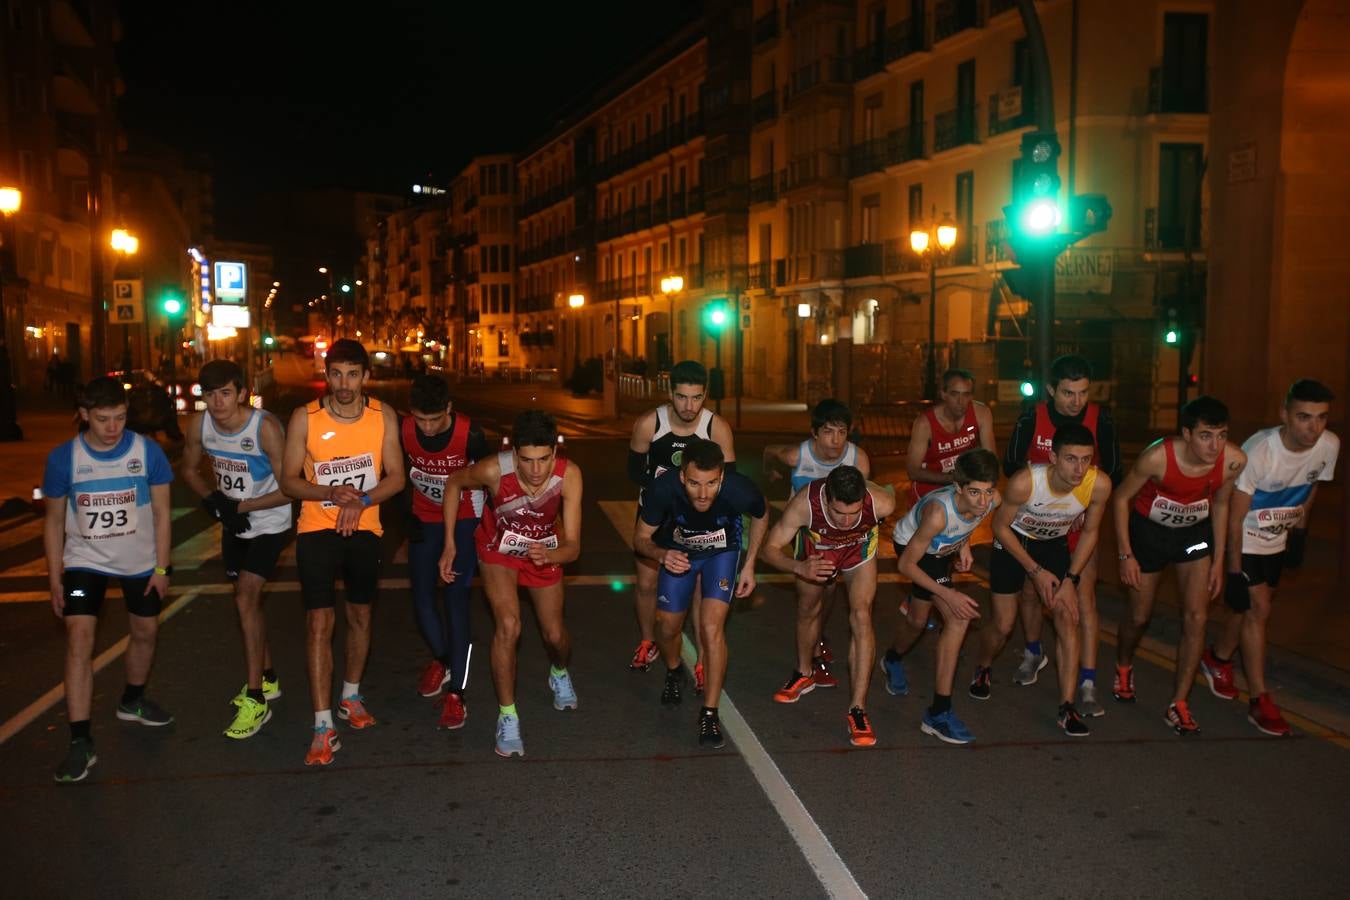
111,279,144,323
212,305,251,328
214,261,247,303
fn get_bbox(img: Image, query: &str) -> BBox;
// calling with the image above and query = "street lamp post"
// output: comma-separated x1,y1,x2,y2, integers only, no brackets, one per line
910,212,958,401
567,293,585,379
110,228,140,374
659,274,683,368
0,186,24,440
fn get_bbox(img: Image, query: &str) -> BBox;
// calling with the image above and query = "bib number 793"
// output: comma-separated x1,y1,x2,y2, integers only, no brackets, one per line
85,509,129,530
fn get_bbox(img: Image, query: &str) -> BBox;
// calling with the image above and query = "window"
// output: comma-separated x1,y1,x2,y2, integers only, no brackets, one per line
501,284,511,313
489,283,500,314
907,184,924,231
40,237,55,277
501,246,510,270
861,195,881,244
1160,13,1208,113
954,171,974,265
677,237,687,267
862,94,882,141
1157,143,1203,249
498,330,508,357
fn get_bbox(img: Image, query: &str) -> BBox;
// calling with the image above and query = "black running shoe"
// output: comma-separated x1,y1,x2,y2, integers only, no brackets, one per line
662,666,685,706
54,737,97,783
969,666,992,701
1058,703,1090,737
698,711,725,750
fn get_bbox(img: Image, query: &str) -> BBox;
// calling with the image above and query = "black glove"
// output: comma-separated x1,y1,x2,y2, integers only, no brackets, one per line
203,490,249,533
1284,527,1307,569
405,513,426,544
1224,570,1251,612
229,511,253,535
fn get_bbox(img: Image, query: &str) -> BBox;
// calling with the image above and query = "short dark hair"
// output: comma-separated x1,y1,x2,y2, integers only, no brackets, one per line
512,409,557,449
1051,423,1096,455
1180,395,1229,432
953,448,1000,485
682,438,725,473
198,359,245,393
1287,379,1334,407
810,398,853,433
1049,354,1092,387
669,360,707,390
941,368,975,391
80,376,127,411
326,338,369,371
410,374,451,413
824,465,866,504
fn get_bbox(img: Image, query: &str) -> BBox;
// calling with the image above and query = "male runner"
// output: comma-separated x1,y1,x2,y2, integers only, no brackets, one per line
882,449,1001,745
907,368,996,501
44,377,174,782
761,465,895,747
971,424,1111,736
762,398,871,687
1202,379,1338,736
439,410,583,759
180,360,292,739
402,374,488,729
1113,395,1246,736
280,339,406,766
1003,354,1123,714
627,360,736,694
634,439,766,749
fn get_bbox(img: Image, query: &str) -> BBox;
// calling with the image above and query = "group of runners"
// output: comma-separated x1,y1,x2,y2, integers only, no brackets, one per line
41,340,1337,780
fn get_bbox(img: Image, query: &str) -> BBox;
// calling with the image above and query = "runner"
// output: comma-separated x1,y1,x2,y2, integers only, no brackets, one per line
627,360,735,695
1113,395,1246,736
970,424,1111,736
1202,379,1338,736
280,339,406,766
762,398,871,688
761,465,895,747
1003,354,1123,715
882,448,1001,745
633,439,766,749
906,368,996,502
401,374,488,730
44,377,175,783
439,409,582,759
180,360,292,740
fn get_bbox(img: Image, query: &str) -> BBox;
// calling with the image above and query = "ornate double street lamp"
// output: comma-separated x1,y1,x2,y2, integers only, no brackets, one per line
910,212,958,402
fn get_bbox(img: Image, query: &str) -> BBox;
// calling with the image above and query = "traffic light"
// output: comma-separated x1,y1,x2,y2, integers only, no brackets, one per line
263,335,275,347
1162,307,1181,345
1019,379,1036,398
1009,131,1062,246
702,298,731,332
161,291,185,317
708,366,726,401
1068,193,1113,238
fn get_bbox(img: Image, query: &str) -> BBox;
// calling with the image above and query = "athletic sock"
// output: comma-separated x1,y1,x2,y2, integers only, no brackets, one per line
885,648,904,664
341,680,360,699
1026,641,1043,656
700,706,718,718
246,688,266,703
314,710,334,730
499,703,518,718
928,693,952,717
121,683,144,705
70,720,92,742
1079,667,1096,684
549,665,567,678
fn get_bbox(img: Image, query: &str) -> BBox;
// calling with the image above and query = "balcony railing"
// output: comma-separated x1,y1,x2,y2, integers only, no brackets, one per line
753,6,779,44
786,57,851,103
885,18,925,63
987,85,1036,136
748,173,777,205
934,105,979,152
848,138,887,177
844,243,883,278
788,249,844,283
934,0,981,43
886,124,926,165
883,237,926,275
594,113,707,180
786,150,846,189
1148,65,1207,114
751,89,777,125
853,42,885,82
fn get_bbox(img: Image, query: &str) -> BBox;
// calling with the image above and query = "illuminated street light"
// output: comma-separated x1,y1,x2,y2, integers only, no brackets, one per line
568,293,585,309
0,186,20,215
797,302,812,318
911,210,958,401
110,228,139,255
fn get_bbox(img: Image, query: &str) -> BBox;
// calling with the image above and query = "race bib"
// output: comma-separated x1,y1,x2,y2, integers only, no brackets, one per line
674,527,728,551
75,488,139,540
1011,511,1075,540
1246,506,1302,541
410,466,446,503
1148,496,1210,527
316,454,378,508
211,456,253,498
496,530,559,558
938,455,957,473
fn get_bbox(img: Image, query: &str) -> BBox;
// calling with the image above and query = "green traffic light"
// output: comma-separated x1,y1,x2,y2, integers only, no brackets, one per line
1023,198,1062,235
709,308,727,326
263,336,275,346
162,297,183,315
1164,329,1179,345
1020,380,1036,398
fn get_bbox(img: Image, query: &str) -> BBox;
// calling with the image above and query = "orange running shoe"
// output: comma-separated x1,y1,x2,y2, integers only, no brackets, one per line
1165,700,1200,736
629,639,659,671
694,662,706,694
847,707,877,747
1112,665,1136,703
773,671,816,703
304,726,341,766
338,695,376,729
438,692,467,730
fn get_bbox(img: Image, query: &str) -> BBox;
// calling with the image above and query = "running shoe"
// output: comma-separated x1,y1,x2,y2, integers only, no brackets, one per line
1078,680,1105,718
1165,700,1200,736
698,711,725,750
418,660,451,697
811,656,839,688
920,709,975,745
304,726,341,766
880,653,908,697
1248,693,1292,737
629,639,659,671
54,737,97,783
223,695,271,740
1058,703,1090,737
338,695,376,729
262,674,282,701
1200,649,1239,701
661,666,685,706
815,638,834,664
549,670,579,710
773,671,815,703
116,697,174,727
847,707,877,747
1112,665,1136,703
495,714,524,758
438,692,467,730
694,662,705,694
1012,649,1049,686
968,666,992,701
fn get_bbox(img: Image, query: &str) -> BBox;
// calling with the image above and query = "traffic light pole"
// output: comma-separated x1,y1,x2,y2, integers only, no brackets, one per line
1019,0,1058,388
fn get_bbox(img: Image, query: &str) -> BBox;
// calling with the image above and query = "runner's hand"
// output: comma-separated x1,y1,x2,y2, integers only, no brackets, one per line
526,544,553,567
50,576,64,617
1119,555,1141,588
661,549,690,574
1031,568,1060,608
147,572,170,601
955,543,973,572
438,543,458,582
335,500,363,536
328,484,363,506
1048,579,1080,627
795,554,835,583
934,586,981,621
735,568,756,598
1206,561,1224,601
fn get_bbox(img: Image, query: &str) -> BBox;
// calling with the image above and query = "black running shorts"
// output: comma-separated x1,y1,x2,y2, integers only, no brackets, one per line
989,534,1071,595
894,541,953,601
222,529,291,581
296,530,381,610
1127,509,1214,574
61,570,160,618
1240,551,1285,590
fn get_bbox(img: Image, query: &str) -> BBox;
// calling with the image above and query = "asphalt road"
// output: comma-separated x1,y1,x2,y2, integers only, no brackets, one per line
1,369,1348,898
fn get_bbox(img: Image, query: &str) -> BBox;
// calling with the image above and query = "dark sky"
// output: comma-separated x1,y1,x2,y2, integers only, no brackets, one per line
117,1,703,226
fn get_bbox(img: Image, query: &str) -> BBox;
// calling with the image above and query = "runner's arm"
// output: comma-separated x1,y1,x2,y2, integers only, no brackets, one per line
905,415,948,487
632,518,668,564
442,456,499,531
1067,475,1113,577
975,402,997,457
1207,445,1248,593
711,414,737,468
148,482,173,598
363,403,407,505
897,504,957,598
43,490,66,614
761,443,798,483
178,413,213,499
238,414,292,513
1003,409,1036,477
854,445,872,480
627,411,655,487
758,492,810,575
1112,444,1165,562
1225,487,1254,572
868,482,897,520
549,461,584,565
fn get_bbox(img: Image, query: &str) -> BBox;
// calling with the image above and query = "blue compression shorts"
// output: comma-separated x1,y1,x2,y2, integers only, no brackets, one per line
656,549,741,614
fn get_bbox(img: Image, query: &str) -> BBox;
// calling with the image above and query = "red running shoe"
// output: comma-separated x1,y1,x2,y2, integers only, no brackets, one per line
438,692,467,730
417,660,450,697
811,656,839,688
1248,693,1292,737
1199,648,1238,701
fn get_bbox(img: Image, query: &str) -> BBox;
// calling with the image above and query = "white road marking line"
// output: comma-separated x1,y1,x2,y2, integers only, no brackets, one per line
0,507,197,577
680,635,866,900
0,591,201,745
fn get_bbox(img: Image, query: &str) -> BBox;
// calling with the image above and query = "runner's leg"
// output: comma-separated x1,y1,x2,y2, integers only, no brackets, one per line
1170,558,1211,705
698,596,732,707
235,571,268,690
1236,583,1274,697
843,562,878,711
480,562,523,707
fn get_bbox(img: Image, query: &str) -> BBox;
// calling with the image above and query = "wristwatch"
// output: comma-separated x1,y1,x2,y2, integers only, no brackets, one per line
154,565,174,576
358,493,373,507
1118,553,1132,561
1066,571,1081,586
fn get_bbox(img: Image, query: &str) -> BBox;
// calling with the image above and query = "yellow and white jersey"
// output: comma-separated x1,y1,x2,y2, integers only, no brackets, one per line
1008,464,1097,541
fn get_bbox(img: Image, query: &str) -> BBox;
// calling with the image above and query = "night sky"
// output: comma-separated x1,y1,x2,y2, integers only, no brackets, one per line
117,1,703,231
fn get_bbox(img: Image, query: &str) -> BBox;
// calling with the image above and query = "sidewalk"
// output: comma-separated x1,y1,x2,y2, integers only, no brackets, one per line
0,393,83,518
